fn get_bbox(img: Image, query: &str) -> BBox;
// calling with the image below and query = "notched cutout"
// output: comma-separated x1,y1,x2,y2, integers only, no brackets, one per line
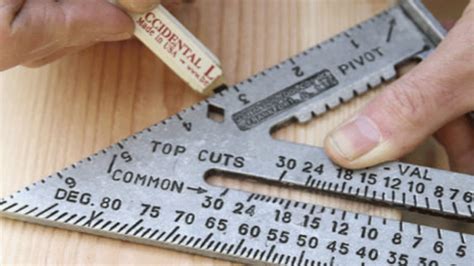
205,169,474,234
205,169,399,219
271,60,421,148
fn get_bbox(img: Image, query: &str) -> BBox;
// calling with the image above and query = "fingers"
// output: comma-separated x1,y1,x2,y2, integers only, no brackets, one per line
324,7,474,169
0,0,134,70
435,116,474,174
22,42,96,68
117,0,161,13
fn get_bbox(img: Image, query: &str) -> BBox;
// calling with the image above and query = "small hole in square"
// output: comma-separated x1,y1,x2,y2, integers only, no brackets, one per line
207,104,225,123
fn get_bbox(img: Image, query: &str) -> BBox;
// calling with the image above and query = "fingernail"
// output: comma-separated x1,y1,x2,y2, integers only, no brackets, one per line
328,115,382,161
99,32,132,42
118,0,160,13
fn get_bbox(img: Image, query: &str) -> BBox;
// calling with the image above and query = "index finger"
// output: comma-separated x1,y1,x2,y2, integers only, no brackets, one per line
117,0,161,13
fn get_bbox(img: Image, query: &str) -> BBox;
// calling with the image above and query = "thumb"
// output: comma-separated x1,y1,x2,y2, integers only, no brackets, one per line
324,9,474,169
117,0,161,13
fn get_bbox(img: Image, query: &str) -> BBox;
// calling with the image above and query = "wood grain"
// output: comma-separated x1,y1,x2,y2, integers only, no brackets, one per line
0,0,465,264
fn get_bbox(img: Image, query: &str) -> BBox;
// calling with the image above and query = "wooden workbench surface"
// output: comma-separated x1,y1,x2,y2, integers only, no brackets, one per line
0,0,466,264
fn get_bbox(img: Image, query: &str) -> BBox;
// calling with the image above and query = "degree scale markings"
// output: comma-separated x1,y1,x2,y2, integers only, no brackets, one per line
0,0,472,265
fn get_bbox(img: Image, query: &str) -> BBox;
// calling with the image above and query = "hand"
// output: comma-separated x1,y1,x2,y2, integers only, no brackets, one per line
324,1,474,174
0,0,161,70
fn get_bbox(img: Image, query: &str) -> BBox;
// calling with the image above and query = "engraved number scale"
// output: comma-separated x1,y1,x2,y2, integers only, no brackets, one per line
1,1,472,265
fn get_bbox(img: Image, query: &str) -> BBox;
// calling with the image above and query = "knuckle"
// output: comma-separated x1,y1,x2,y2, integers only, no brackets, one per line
382,71,465,129
0,1,68,70
381,77,434,128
